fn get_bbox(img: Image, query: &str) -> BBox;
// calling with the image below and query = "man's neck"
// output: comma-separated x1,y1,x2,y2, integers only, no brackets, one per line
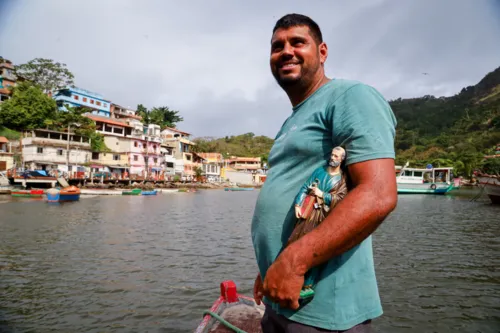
287,74,331,107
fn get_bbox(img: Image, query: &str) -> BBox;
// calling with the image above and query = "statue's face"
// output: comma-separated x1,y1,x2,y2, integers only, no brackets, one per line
330,149,343,163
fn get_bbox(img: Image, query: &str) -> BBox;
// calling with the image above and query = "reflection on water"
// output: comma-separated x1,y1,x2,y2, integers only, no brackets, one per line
0,189,499,332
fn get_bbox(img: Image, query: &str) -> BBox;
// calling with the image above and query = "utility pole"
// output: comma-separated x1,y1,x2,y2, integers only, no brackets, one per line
66,123,70,172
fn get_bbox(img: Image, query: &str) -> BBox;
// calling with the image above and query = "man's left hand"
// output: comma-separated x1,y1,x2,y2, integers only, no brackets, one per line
262,250,304,310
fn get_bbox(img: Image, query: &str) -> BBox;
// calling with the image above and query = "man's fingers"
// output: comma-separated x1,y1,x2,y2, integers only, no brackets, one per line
290,298,300,310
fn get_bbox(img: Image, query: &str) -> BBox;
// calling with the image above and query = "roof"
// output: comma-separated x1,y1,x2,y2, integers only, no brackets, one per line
162,126,191,136
228,157,261,162
0,136,9,143
86,114,134,128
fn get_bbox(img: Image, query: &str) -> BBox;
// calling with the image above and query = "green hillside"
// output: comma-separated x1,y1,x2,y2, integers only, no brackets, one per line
193,66,500,177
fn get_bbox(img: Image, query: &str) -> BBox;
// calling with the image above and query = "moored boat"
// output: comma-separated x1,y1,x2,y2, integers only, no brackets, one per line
195,280,264,333
122,188,142,195
141,190,158,196
224,187,254,191
397,163,454,195
11,189,44,197
477,174,500,204
59,186,81,202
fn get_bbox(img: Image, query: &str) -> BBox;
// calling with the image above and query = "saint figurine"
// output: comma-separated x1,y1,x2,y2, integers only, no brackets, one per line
286,146,348,301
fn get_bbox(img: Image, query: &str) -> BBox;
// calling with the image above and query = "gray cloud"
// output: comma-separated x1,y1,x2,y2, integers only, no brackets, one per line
1,0,499,138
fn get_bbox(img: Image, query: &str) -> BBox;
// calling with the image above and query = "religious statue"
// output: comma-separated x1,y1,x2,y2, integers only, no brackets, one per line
286,146,348,302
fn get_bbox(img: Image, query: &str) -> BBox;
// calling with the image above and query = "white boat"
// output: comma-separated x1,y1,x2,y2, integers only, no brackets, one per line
477,175,500,204
396,163,454,195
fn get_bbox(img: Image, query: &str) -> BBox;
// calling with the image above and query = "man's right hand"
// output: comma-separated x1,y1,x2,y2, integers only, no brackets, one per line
254,273,264,305
295,205,302,219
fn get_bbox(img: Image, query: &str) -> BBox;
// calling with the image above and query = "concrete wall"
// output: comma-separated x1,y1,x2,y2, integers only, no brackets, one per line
0,153,14,170
224,170,253,185
23,145,91,165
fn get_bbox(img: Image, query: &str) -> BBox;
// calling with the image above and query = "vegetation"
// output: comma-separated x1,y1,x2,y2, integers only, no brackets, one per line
192,132,274,162
14,58,74,93
0,126,21,140
137,104,183,128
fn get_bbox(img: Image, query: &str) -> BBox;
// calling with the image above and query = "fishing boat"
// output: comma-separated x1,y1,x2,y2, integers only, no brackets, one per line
477,174,500,204
141,190,158,196
10,189,44,197
59,186,81,202
224,187,254,192
46,186,81,202
397,163,454,195
195,280,264,333
122,188,142,195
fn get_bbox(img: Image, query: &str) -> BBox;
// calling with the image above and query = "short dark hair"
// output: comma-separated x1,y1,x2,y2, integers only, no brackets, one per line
272,13,323,45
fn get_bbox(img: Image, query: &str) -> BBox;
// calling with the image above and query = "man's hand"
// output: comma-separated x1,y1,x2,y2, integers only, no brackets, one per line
262,250,304,310
294,205,302,219
309,187,323,198
253,273,264,305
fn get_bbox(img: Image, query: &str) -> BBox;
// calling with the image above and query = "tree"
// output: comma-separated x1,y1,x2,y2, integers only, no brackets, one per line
14,58,74,93
194,166,203,181
0,81,57,130
149,106,184,128
136,104,149,124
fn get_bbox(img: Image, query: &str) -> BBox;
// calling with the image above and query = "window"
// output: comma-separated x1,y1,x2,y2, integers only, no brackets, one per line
134,141,138,147
413,171,423,177
186,155,192,161
96,101,101,106
134,155,138,161
103,103,107,107
113,155,120,161
90,99,94,104
37,147,43,154
92,152,100,160
154,158,158,164
83,97,87,102
153,145,157,150
73,95,79,100
57,149,63,156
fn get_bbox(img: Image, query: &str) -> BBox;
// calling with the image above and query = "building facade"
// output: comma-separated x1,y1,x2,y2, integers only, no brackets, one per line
197,152,223,182
0,58,16,103
161,127,195,180
13,129,91,174
54,86,111,116
0,136,14,171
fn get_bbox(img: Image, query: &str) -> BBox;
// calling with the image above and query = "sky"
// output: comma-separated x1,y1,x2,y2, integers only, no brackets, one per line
1,0,499,138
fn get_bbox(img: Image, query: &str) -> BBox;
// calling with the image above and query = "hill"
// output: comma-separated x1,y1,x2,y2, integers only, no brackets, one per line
193,66,500,177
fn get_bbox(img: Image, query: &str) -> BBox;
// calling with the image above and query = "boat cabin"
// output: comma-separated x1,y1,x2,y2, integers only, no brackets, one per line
397,167,453,185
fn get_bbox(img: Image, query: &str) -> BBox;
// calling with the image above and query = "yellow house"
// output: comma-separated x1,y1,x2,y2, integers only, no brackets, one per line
0,136,15,171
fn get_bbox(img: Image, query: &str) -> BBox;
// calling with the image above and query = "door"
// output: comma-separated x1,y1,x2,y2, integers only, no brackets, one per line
0,161,6,171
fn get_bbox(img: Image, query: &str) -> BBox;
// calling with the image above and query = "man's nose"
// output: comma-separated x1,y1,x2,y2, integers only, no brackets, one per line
281,43,294,57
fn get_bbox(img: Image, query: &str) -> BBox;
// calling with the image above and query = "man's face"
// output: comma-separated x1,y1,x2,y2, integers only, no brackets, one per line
270,26,325,88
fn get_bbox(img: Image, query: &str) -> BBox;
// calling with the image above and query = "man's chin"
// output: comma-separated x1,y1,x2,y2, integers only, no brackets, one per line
275,75,301,88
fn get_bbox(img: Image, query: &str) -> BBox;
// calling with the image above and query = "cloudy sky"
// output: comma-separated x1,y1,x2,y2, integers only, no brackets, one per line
1,0,499,138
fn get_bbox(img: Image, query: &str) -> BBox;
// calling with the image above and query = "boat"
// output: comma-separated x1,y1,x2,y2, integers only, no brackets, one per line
122,188,142,195
195,280,264,333
224,187,254,191
59,186,81,202
477,174,500,204
10,189,44,197
178,188,197,193
141,190,158,196
396,163,454,195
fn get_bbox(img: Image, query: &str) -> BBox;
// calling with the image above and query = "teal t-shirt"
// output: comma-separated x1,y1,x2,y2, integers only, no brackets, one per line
251,79,396,330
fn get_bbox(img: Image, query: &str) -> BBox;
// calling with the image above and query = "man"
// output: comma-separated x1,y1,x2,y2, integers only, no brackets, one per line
251,13,397,333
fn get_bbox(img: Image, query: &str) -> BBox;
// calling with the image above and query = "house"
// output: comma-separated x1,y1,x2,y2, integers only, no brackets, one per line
226,157,262,172
161,127,195,180
0,58,16,103
196,152,223,182
160,144,176,177
110,104,142,121
0,136,14,171
53,86,111,117
12,129,91,175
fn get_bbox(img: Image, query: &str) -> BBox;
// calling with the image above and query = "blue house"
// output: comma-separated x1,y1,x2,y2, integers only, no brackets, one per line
53,86,111,117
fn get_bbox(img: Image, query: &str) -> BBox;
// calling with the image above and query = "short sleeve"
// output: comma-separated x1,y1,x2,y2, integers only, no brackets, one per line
331,84,397,166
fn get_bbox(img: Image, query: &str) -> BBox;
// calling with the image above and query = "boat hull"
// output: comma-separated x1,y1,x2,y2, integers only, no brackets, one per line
141,190,157,196
122,188,142,195
59,194,80,202
478,176,500,204
224,187,254,191
397,183,453,195
11,189,44,197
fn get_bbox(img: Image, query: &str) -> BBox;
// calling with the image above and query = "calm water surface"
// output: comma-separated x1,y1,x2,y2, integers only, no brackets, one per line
0,189,499,333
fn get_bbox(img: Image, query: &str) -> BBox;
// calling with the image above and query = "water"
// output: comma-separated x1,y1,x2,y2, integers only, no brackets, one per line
0,190,499,333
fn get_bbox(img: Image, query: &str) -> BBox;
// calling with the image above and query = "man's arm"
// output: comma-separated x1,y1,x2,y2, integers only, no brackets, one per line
286,158,397,275
262,158,397,309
